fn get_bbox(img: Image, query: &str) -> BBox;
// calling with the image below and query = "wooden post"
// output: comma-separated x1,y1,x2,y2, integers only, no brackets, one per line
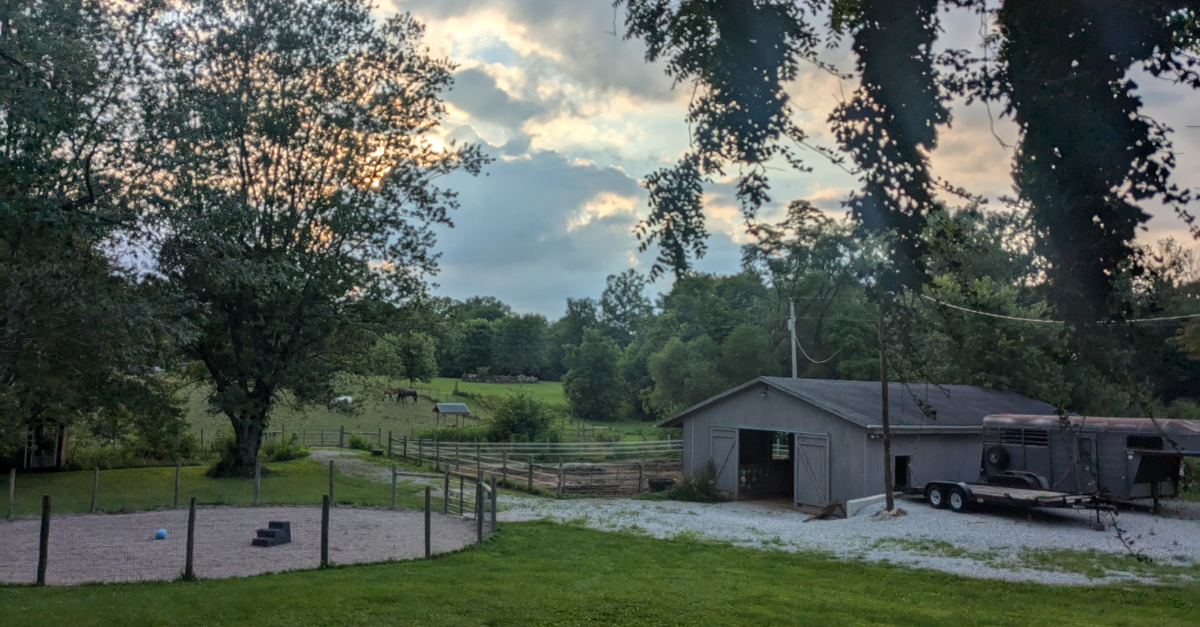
338,426,345,448
390,465,397,510
527,456,534,492
90,467,99,513
454,443,460,472
490,477,497,534
184,497,197,580
475,443,481,479
435,440,441,472
328,460,335,504
320,495,330,568
36,494,50,586
8,468,15,518
476,482,483,543
878,302,895,512
442,472,450,514
253,457,261,506
638,460,645,494
423,487,431,560
377,427,382,447
403,436,408,462
501,451,508,487
557,459,564,497
173,462,181,508
458,475,464,514
417,439,423,467
387,431,393,458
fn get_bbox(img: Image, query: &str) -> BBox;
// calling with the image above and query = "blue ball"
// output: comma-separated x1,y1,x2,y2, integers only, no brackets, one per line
155,528,167,540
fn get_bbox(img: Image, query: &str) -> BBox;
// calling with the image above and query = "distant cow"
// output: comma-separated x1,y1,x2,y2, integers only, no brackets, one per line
385,387,418,404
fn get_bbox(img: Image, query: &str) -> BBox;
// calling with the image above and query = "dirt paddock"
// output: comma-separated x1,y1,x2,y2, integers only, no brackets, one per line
0,505,477,585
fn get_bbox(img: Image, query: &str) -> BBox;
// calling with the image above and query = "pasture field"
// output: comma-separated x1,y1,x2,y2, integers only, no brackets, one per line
0,457,434,517
2,522,1198,627
183,378,666,442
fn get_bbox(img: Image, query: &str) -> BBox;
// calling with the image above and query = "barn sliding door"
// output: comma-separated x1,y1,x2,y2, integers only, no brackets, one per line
794,433,830,508
710,427,738,495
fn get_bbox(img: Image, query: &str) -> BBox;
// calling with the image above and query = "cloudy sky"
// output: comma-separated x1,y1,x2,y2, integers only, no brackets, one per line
380,0,1200,319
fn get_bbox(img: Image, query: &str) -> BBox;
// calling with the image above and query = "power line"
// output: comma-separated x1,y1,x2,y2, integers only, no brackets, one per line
920,295,1200,325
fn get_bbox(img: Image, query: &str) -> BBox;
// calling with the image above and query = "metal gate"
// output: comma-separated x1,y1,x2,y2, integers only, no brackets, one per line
710,427,738,496
793,433,829,508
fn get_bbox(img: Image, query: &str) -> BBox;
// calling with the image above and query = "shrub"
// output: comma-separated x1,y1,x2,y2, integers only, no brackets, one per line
486,390,556,442
667,461,726,503
1183,457,1200,492
261,433,309,462
346,433,373,450
205,432,247,477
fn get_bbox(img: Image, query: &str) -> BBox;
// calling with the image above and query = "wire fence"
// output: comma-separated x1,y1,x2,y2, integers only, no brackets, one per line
0,460,496,586
386,437,684,496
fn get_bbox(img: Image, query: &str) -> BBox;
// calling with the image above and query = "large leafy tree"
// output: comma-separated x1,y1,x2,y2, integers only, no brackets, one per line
0,0,182,460
144,0,485,470
562,328,626,422
618,0,1200,325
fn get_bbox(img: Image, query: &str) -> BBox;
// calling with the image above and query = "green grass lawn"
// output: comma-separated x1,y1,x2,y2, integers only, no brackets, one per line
1,457,442,516
2,522,1196,627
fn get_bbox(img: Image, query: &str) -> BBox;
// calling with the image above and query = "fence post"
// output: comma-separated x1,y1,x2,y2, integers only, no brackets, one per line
435,440,441,472
403,436,408,463
442,472,449,514
173,462,181,508
527,456,534,492
338,426,345,448
184,497,197,581
490,477,497,535
501,451,508,487
328,460,335,504
418,439,423,467
253,457,261,506
424,487,431,560
475,482,483,543
454,443,460,472
200,428,204,450
8,468,15,518
377,427,382,448
458,475,464,514
90,467,99,513
557,459,564,497
320,495,330,568
390,465,397,510
638,460,645,494
476,443,481,479
387,431,393,458
36,494,50,586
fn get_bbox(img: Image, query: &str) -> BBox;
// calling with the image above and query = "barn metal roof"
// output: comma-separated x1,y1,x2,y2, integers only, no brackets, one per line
434,403,471,415
656,377,1055,429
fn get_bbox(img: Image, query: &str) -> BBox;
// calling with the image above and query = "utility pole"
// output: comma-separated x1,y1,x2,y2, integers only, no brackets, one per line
789,299,798,378
878,302,895,512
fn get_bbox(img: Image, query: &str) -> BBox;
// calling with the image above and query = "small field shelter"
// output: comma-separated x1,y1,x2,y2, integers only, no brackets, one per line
657,377,1054,511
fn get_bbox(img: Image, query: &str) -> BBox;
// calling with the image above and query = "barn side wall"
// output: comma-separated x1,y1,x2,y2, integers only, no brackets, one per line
865,434,985,493
678,383,868,504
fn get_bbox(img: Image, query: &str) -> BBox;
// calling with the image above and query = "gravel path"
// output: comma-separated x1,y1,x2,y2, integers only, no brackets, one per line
0,505,475,585
500,495,1200,585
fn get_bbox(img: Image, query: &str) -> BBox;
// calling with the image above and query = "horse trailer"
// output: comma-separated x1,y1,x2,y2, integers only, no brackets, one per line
978,414,1200,502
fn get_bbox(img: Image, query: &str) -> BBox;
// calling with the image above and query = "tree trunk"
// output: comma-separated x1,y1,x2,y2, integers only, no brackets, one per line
234,418,265,471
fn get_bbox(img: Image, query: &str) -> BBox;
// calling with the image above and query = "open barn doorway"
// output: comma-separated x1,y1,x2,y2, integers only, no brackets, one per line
736,429,795,502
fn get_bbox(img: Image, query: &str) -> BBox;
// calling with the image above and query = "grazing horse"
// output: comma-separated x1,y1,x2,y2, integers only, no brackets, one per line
386,387,418,404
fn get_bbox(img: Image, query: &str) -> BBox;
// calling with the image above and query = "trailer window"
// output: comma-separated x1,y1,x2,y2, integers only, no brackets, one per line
1000,428,1049,447
1126,435,1163,450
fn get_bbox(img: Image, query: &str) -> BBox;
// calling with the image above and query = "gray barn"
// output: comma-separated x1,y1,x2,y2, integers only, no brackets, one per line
657,377,1055,511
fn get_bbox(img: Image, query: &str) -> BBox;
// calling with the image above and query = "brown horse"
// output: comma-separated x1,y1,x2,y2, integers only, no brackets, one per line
386,387,418,404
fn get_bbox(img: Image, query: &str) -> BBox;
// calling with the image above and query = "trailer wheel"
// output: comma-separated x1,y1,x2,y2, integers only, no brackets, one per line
927,485,948,509
948,487,969,513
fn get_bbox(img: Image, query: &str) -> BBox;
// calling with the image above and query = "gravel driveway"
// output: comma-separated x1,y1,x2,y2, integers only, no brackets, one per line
500,495,1200,585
